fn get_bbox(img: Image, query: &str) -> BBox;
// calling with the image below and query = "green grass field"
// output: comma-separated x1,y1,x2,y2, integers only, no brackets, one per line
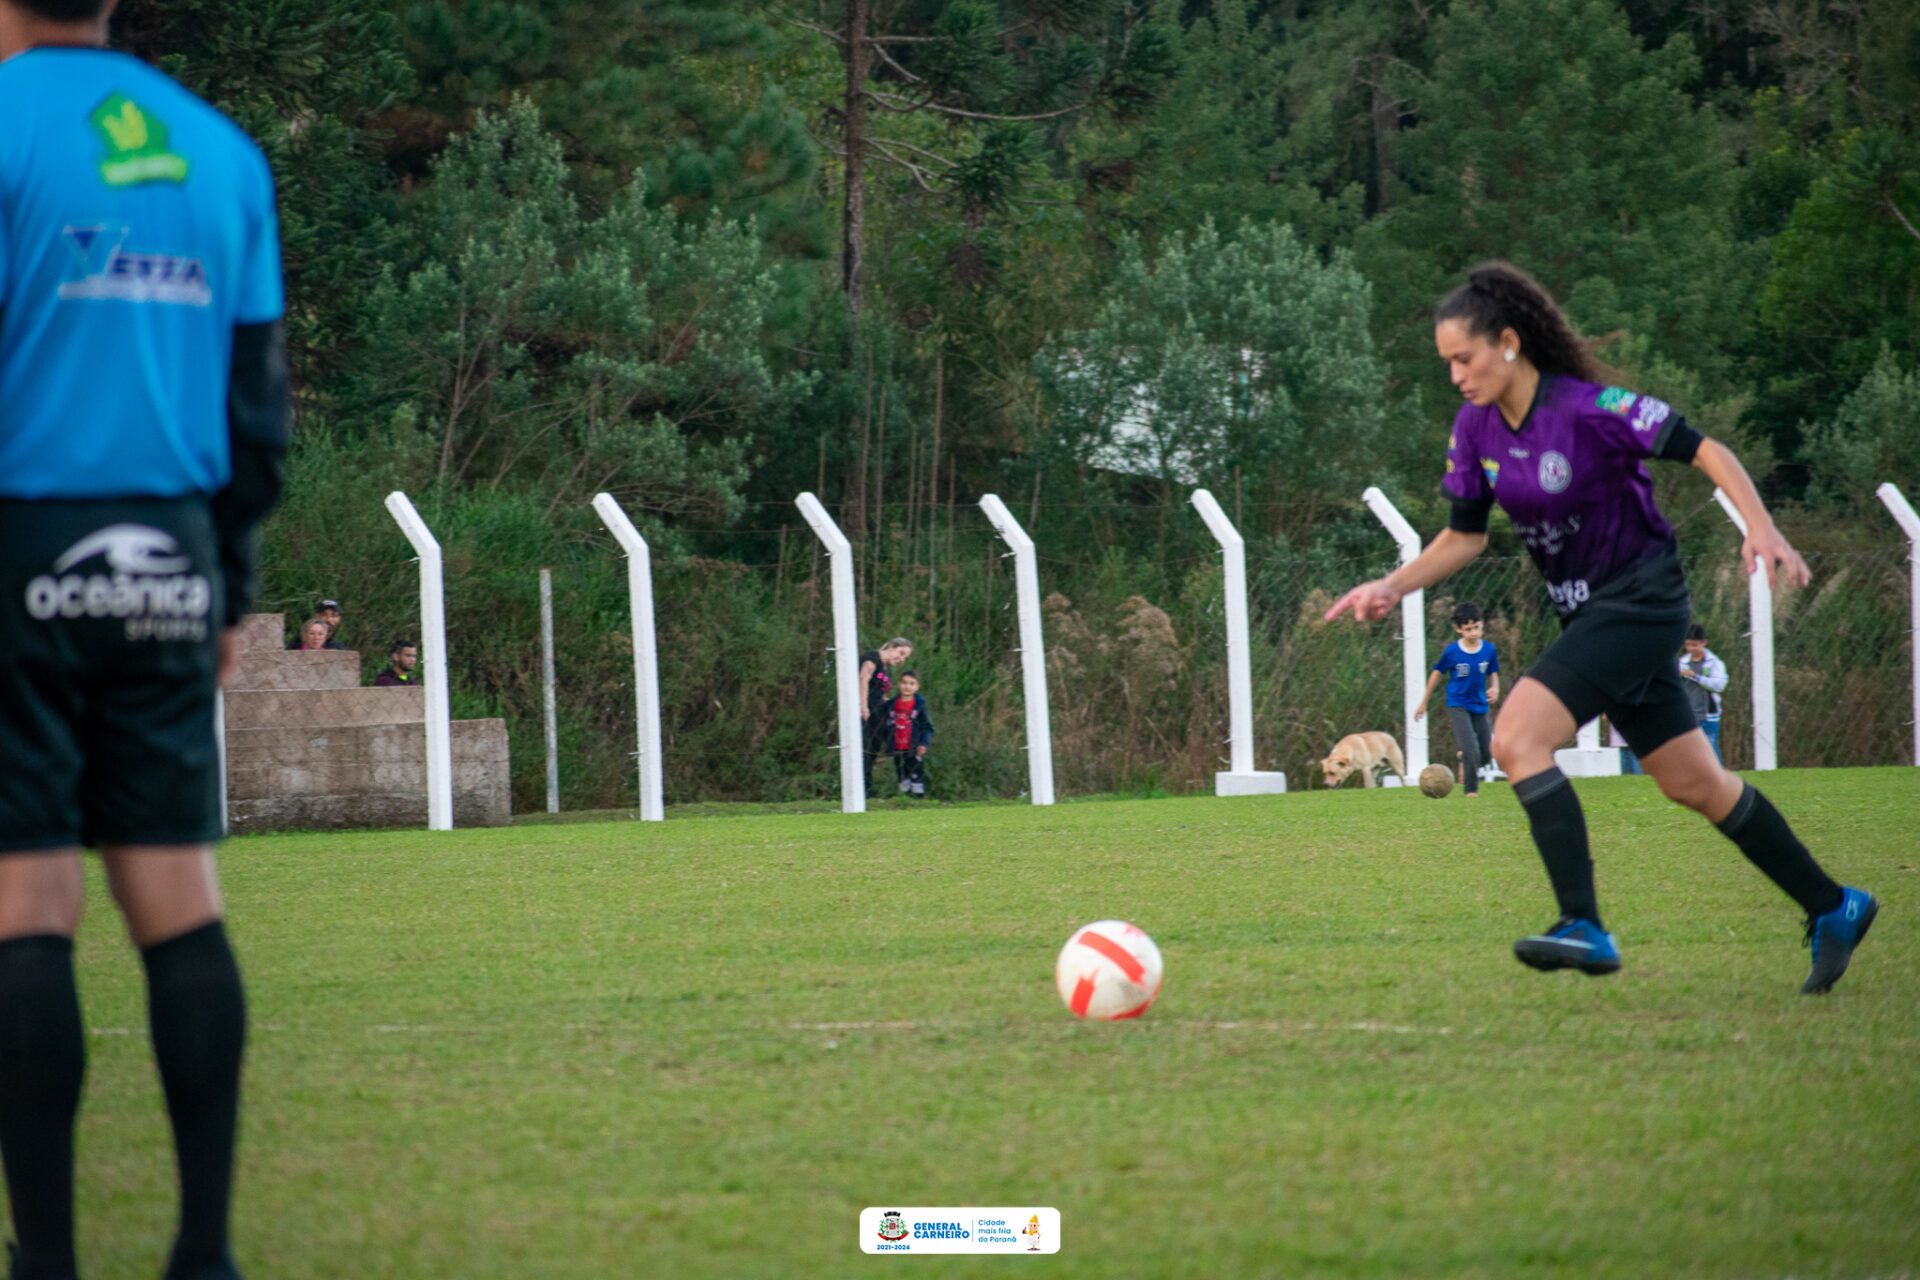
53,770,1920,1278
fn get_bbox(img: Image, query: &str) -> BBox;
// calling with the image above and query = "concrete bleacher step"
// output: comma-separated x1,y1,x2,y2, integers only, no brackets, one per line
228,648,364,691
224,720,509,828
224,685,424,731
222,612,510,830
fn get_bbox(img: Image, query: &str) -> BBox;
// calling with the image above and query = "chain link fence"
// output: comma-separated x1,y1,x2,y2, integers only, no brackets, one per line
1230,546,1916,784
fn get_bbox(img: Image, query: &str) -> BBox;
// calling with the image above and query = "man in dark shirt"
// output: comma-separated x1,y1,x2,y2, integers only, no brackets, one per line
373,639,417,687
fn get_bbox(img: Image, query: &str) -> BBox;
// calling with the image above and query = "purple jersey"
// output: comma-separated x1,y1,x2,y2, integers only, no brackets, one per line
1442,375,1678,615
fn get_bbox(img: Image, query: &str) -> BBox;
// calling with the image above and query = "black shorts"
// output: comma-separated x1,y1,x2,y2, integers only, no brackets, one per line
1526,551,1700,758
0,497,224,852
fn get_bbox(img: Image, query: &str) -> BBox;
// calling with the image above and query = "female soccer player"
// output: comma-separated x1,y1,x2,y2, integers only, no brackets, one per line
1326,261,1877,994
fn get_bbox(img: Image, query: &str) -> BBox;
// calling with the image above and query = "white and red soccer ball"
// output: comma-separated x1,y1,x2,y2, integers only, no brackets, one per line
1054,920,1163,1020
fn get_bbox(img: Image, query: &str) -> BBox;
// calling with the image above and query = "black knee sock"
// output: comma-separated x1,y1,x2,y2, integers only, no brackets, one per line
0,935,85,1278
1513,768,1602,928
143,922,246,1274
1715,783,1845,918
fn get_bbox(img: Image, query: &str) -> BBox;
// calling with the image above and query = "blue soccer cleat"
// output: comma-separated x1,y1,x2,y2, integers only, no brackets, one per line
1802,886,1878,995
1513,917,1621,975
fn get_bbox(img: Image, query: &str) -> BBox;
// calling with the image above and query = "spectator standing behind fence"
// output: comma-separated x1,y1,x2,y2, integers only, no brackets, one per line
373,638,417,687
859,637,912,798
1415,602,1501,796
287,618,330,651
887,670,935,797
316,599,345,650
1679,623,1729,761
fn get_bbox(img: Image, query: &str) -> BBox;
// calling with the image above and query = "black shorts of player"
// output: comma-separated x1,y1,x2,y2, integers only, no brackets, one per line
1525,549,1701,759
0,497,224,853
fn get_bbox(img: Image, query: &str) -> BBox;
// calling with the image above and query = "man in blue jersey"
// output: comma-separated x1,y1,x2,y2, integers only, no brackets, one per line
0,1,288,1277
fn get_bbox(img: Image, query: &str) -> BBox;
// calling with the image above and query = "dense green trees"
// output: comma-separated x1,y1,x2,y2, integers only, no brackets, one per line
1037,219,1386,544
122,0,1919,807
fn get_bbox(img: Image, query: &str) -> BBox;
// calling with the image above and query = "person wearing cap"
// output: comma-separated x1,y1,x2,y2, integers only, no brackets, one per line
316,599,345,650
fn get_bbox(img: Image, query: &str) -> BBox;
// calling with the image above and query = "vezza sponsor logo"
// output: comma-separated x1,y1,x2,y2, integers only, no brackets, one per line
25,525,211,641
1595,387,1637,415
57,224,211,307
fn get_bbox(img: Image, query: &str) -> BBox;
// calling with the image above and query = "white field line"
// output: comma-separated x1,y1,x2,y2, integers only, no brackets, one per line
789,1019,1453,1036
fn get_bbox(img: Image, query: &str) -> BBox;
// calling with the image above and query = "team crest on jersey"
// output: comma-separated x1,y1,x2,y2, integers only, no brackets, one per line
1480,458,1500,486
1595,387,1637,415
1538,451,1572,493
90,94,189,187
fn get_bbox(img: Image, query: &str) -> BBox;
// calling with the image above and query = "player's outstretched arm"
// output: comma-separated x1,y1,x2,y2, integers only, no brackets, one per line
1691,437,1810,591
1414,669,1444,721
1325,528,1488,623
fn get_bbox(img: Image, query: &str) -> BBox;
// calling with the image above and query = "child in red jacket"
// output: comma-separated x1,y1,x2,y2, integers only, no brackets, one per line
886,670,935,797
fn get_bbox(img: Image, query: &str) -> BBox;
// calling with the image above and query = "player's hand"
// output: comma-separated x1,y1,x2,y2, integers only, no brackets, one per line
1489,689,1500,704
1742,521,1811,592
1413,705,1425,722
1324,578,1401,623
917,746,927,758
861,706,870,720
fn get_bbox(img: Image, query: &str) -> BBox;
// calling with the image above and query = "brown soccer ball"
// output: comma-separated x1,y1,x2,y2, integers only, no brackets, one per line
1419,764,1454,798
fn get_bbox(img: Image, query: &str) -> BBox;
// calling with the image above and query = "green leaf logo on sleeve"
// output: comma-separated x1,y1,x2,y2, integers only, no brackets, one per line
90,94,190,187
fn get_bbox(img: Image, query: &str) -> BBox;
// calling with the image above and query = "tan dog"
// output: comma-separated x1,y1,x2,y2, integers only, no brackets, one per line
1320,732,1407,789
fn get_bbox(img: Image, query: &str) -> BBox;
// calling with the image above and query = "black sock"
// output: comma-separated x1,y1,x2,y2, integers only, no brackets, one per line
1715,783,1845,918
0,935,85,1278
1513,768,1602,928
143,922,247,1274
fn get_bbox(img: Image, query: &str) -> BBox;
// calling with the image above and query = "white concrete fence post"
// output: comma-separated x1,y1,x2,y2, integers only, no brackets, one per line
1713,487,1778,771
592,495,665,822
384,492,454,830
1361,488,1428,781
1189,489,1286,795
539,566,560,815
1876,482,1920,767
215,687,227,834
795,492,866,814
980,494,1055,806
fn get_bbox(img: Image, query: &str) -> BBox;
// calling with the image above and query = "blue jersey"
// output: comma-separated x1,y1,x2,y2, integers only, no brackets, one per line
0,48,283,500
1434,639,1499,712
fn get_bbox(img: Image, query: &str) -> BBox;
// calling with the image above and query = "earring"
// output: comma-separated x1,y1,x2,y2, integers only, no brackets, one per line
1503,350,1516,363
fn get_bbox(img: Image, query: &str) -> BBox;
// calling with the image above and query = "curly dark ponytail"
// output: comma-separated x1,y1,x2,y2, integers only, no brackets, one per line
1435,261,1604,383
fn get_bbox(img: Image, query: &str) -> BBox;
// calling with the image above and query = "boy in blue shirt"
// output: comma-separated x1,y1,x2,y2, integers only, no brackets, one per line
1415,602,1501,796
